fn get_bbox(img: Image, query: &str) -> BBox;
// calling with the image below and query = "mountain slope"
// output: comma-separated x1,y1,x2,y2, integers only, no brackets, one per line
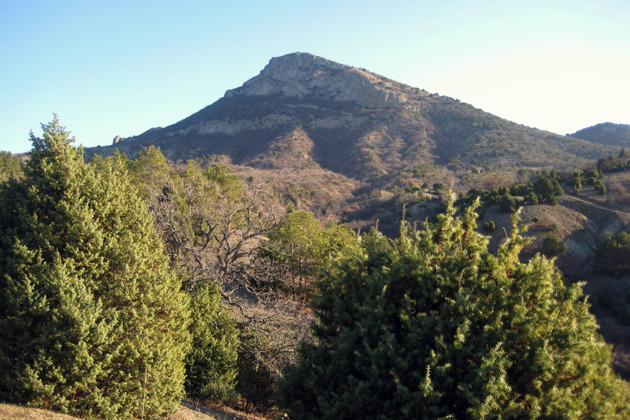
570,123,630,148
89,52,616,184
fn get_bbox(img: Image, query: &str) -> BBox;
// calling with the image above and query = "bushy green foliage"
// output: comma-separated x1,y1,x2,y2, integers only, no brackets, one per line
0,118,191,418
266,210,327,285
499,191,518,213
597,156,628,173
525,190,539,204
278,195,630,419
482,220,496,232
534,177,561,205
568,171,583,195
236,335,278,412
595,230,630,274
585,168,602,185
186,281,239,404
594,179,607,195
266,210,360,289
541,232,566,258
125,147,241,404
0,151,23,181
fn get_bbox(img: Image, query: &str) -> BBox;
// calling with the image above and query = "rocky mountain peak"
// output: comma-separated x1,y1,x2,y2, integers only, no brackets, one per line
112,135,126,144
224,52,415,108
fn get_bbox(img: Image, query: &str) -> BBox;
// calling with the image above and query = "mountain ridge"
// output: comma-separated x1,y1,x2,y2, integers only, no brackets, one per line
91,52,616,182
570,122,630,148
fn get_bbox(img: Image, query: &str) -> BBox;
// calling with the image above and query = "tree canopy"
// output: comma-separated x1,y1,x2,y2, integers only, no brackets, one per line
0,117,190,418
126,147,242,404
278,195,630,419
0,151,23,181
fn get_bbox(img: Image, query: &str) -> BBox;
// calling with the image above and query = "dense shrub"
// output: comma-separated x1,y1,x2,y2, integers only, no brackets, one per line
595,230,630,273
278,196,630,419
541,232,566,257
0,118,190,418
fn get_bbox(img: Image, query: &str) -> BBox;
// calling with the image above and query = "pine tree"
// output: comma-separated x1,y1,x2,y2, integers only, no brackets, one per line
0,151,23,181
0,117,190,418
277,194,630,419
185,281,239,404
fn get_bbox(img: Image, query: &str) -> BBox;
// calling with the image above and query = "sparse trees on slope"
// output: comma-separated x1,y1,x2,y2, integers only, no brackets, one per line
0,118,190,418
266,209,360,291
277,195,630,419
0,151,23,181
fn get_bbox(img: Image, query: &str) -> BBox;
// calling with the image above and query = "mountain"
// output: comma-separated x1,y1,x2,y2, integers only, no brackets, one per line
90,53,615,180
570,123,630,148
86,52,624,231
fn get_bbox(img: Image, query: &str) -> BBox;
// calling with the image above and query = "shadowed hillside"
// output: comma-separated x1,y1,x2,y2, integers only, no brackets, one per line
570,123,630,148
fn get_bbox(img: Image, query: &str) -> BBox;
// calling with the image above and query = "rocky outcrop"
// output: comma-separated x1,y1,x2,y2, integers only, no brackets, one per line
224,52,423,108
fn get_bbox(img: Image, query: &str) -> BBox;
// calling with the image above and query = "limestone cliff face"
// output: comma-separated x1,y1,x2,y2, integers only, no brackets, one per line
224,52,419,108
163,53,427,141
139,52,425,143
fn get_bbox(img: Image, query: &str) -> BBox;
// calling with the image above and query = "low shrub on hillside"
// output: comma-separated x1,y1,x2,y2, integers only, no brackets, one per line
278,195,630,419
595,230,630,274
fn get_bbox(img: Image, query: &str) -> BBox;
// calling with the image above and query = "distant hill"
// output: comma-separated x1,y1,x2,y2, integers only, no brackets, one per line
570,122,630,148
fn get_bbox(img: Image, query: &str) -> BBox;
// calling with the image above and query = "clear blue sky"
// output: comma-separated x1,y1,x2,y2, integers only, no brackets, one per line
1,0,629,153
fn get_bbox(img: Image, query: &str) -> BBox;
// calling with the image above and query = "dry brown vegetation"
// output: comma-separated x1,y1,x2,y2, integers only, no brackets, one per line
0,402,265,420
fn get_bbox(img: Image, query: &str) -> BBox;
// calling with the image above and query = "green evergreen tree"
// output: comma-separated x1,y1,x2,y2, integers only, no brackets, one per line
552,179,565,196
595,179,607,195
525,191,539,205
278,194,630,419
594,230,630,273
126,148,241,404
266,209,361,292
499,192,518,213
542,232,566,257
570,171,583,196
534,177,561,205
0,151,23,181
185,281,239,404
0,117,190,418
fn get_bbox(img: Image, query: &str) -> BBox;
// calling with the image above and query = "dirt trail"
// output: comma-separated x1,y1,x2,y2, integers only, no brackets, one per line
566,195,630,219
